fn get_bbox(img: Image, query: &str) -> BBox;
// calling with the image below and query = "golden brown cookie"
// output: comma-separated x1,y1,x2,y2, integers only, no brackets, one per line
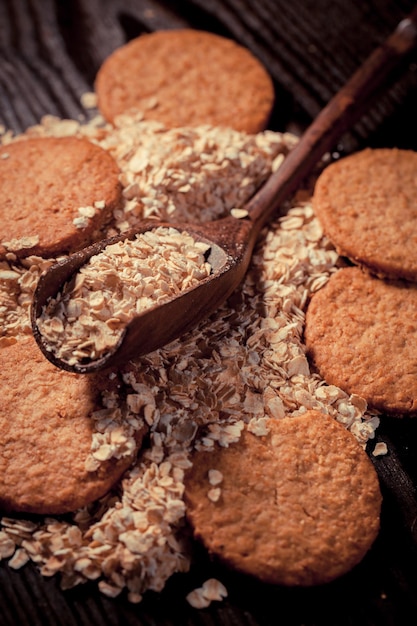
304,266,417,416
0,336,146,514
95,29,274,133
0,137,122,259
184,411,381,586
312,148,417,281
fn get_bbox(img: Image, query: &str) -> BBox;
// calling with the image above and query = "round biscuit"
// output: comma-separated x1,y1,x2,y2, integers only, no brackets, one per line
184,411,381,586
95,29,274,133
0,336,146,514
304,266,417,415
0,137,122,260
312,148,417,281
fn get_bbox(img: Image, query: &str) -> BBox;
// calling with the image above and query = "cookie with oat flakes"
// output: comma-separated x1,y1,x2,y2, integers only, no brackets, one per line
184,410,381,586
304,266,417,416
95,29,274,133
0,137,122,260
312,148,417,281
0,335,147,515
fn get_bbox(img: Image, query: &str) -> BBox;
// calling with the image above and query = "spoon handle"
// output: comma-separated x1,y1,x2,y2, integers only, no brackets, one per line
246,7,417,229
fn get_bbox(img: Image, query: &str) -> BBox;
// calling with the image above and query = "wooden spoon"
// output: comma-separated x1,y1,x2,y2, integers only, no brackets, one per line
32,9,417,374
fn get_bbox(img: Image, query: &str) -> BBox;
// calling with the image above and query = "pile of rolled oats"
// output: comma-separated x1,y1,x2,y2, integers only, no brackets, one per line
37,227,211,365
0,112,380,605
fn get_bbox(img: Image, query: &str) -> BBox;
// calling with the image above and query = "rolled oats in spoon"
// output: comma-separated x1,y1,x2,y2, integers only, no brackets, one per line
36,226,211,367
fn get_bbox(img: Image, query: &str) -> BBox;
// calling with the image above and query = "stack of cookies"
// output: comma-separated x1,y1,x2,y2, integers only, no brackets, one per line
305,148,417,417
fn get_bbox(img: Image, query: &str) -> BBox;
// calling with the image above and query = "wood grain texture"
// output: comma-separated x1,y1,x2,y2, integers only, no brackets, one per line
1,1,417,625
1,0,417,142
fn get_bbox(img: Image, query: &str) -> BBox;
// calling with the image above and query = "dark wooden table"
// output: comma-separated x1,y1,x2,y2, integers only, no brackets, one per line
1,1,417,625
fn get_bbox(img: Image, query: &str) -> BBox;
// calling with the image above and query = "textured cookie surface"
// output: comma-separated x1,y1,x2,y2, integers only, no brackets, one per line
184,411,381,586
0,137,122,259
95,29,274,133
0,336,146,514
312,148,417,281
304,266,417,415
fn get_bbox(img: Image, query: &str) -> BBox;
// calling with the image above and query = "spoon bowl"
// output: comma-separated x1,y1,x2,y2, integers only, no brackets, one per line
32,9,417,373
32,215,254,373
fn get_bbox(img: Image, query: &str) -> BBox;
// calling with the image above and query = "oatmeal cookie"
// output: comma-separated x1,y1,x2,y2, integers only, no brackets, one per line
95,29,274,133
312,148,417,281
0,336,146,514
0,137,122,259
304,266,417,415
184,410,382,586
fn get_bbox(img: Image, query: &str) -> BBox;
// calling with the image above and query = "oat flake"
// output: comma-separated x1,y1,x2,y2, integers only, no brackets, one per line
37,227,211,365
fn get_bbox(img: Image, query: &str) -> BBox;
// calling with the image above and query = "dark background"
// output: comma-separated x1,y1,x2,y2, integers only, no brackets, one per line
1,1,417,625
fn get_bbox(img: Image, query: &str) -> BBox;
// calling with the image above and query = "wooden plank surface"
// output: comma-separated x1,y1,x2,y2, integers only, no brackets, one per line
1,1,417,625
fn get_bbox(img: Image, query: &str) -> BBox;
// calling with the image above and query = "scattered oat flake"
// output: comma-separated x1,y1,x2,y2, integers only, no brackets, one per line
81,91,98,109
0,270,20,280
271,152,285,171
207,488,221,502
8,548,30,569
186,578,228,608
231,208,249,219
202,578,228,601
248,416,271,436
372,442,388,457
208,469,223,486
98,580,123,598
0,532,16,559
186,588,211,609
